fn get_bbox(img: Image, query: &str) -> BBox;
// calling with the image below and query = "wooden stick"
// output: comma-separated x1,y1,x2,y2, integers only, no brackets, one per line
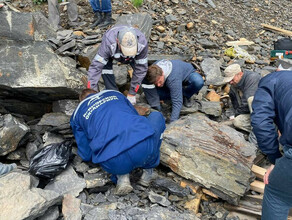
251,165,266,181
250,180,265,194
261,24,292,37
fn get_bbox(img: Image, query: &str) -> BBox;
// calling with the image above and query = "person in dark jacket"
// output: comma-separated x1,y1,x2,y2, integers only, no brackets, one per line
223,64,260,132
87,25,148,106
251,70,292,219
142,60,204,123
70,89,165,195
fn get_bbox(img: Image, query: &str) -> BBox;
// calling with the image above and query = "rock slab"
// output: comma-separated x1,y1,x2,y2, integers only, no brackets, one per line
160,113,257,205
0,114,30,156
0,172,61,220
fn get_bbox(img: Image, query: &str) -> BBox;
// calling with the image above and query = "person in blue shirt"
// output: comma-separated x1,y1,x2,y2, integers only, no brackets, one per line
70,89,165,195
142,60,204,122
251,70,292,219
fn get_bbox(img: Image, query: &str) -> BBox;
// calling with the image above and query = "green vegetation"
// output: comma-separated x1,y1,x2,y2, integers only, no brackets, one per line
132,0,143,7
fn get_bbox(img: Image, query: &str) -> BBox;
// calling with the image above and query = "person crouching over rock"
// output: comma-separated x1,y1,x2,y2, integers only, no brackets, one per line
142,60,204,123
223,64,261,133
70,89,165,195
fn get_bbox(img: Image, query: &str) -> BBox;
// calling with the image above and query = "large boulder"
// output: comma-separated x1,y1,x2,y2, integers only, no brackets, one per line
0,40,84,101
0,10,84,105
0,10,56,41
0,172,61,220
160,113,257,205
115,13,152,40
0,114,30,156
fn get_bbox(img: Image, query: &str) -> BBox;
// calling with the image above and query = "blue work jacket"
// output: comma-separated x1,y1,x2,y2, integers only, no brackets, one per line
251,71,292,164
70,90,155,163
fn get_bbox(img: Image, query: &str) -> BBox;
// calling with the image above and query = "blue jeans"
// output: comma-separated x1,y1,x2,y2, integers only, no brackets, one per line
89,0,111,13
157,72,204,100
100,112,166,183
262,156,292,220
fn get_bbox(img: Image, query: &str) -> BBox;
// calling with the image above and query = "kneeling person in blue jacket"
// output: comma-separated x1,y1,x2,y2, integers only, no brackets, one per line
70,89,165,195
142,60,204,123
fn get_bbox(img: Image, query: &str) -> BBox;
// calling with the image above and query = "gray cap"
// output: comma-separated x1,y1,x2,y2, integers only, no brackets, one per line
117,27,138,57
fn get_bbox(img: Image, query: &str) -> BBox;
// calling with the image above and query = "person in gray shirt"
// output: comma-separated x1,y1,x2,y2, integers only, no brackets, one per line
87,25,148,105
142,60,204,123
223,64,261,132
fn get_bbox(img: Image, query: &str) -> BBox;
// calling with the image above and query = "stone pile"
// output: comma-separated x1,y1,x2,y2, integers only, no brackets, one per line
2,0,291,218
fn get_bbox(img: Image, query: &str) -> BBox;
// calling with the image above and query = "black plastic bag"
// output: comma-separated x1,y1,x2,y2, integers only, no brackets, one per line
29,140,72,179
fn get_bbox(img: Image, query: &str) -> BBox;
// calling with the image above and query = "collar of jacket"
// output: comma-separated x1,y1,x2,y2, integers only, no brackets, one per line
72,90,122,120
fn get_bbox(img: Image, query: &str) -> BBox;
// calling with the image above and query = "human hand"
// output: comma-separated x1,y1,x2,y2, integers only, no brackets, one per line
127,94,136,105
264,164,275,185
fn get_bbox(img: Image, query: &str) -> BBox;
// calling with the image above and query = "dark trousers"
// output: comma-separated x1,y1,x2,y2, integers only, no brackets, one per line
100,112,165,183
262,156,292,220
89,0,111,13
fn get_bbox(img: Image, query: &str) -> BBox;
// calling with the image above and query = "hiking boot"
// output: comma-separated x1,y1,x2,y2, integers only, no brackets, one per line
98,12,113,28
138,169,157,187
183,97,192,108
90,12,103,28
115,174,133,195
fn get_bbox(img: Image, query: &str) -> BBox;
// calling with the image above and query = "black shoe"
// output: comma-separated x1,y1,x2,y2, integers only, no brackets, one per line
183,97,192,108
90,12,103,28
98,12,113,28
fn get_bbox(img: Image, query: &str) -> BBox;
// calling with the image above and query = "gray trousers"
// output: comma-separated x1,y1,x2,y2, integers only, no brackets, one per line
233,96,254,133
48,0,78,29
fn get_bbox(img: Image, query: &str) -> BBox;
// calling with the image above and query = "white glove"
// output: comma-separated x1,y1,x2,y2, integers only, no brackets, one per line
127,95,136,105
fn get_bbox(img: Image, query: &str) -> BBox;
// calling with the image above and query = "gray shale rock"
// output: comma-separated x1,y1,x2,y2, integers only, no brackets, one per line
0,114,30,156
52,99,79,116
38,112,70,127
115,13,153,40
152,177,189,197
62,194,82,220
201,58,224,86
160,113,257,205
45,166,86,197
38,206,60,220
148,191,171,207
0,172,61,220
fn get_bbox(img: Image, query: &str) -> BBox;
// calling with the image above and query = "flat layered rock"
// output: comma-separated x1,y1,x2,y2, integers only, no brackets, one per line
0,40,84,102
160,113,257,205
0,172,61,220
115,13,152,40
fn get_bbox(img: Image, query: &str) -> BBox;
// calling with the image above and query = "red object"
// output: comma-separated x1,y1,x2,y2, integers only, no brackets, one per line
135,85,140,93
285,51,289,55
87,81,91,88
290,51,292,54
